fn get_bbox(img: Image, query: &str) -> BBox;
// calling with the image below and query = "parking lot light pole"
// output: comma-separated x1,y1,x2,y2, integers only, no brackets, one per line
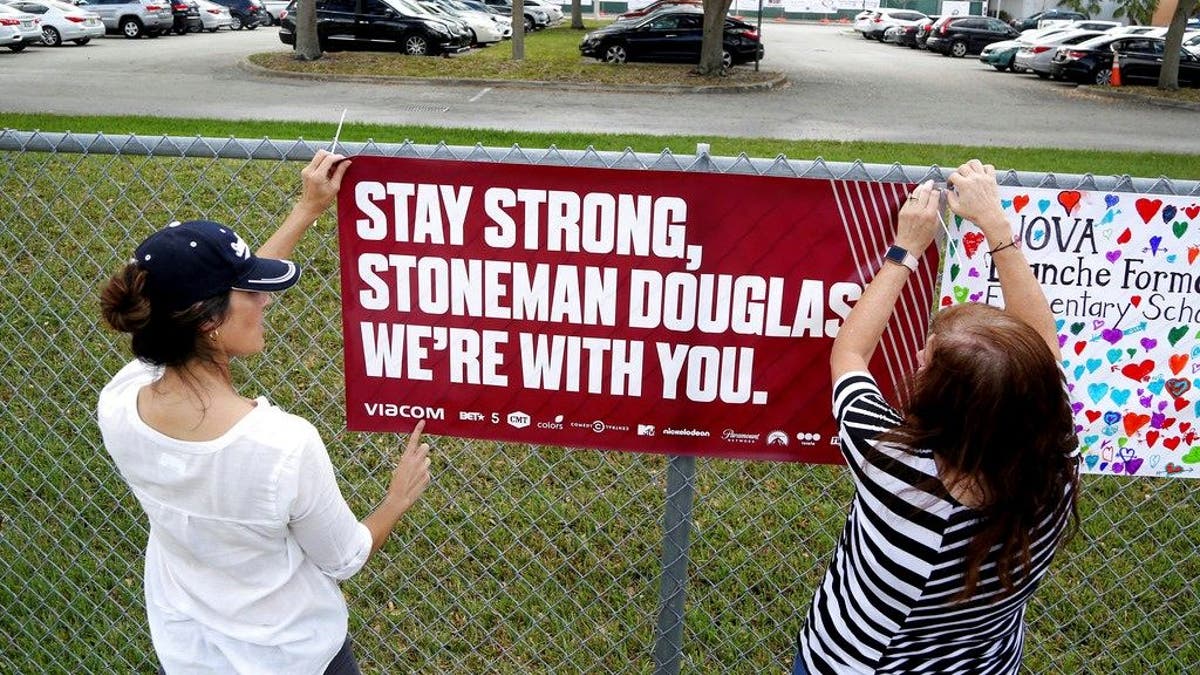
755,0,763,71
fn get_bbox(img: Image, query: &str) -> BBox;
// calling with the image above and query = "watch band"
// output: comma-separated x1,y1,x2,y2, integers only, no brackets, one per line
884,244,919,272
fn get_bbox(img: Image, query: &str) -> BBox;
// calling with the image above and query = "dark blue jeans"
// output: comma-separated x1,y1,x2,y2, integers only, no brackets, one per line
792,651,810,675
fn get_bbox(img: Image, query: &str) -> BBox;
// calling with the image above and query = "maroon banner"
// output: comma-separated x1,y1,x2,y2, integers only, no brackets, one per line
337,156,936,462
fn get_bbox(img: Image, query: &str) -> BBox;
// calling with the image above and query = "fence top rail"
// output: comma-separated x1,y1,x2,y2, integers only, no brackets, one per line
4,128,1198,196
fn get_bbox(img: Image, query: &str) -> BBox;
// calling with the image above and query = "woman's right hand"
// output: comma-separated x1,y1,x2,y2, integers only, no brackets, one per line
386,420,431,512
946,160,1009,241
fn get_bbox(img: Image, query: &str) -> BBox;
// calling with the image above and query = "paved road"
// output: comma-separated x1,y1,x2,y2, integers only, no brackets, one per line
2,24,1195,152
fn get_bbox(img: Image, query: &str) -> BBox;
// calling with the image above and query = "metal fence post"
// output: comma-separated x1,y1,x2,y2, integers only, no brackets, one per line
652,454,697,675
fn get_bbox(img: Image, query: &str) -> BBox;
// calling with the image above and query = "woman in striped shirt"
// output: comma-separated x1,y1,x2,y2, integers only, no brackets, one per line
794,160,1080,674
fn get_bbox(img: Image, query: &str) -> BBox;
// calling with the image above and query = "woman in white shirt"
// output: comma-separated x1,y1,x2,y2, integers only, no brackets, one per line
97,150,431,674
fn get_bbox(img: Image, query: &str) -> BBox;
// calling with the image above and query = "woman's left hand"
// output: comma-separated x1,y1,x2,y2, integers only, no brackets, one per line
894,180,942,253
298,150,352,215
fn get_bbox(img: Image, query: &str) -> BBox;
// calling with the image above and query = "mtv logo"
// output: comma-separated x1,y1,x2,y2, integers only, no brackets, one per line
507,411,531,429
638,424,655,436
459,411,484,422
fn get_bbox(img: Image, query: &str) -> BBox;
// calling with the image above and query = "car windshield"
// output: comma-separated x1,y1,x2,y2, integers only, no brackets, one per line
1075,34,1119,49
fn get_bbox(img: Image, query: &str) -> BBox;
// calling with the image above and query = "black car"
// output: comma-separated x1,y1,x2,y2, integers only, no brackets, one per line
169,0,203,33
1050,35,1167,85
1010,8,1088,32
209,0,266,29
892,17,932,48
279,0,471,55
579,8,763,68
1116,47,1200,87
925,15,1019,57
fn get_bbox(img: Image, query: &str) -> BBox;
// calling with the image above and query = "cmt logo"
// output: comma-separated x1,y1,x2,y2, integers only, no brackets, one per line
638,424,655,436
507,411,531,429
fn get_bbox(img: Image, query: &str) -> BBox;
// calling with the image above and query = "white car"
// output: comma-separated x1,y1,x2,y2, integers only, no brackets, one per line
1014,29,1104,78
860,8,927,41
259,0,285,24
0,3,40,51
522,0,560,25
2,0,103,46
194,0,230,30
428,0,501,44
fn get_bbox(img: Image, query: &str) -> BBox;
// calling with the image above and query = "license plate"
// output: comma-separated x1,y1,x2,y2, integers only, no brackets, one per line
21,20,32,28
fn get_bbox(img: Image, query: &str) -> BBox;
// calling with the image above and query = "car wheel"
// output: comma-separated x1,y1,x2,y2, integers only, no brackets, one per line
403,33,429,56
207,27,217,32
230,15,242,30
121,17,143,38
523,15,533,32
1094,67,1112,85
603,42,627,64
246,23,257,30
41,25,62,46
721,49,732,69
1011,65,1025,73
8,43,26,52
861,32,871,40
73,37,91,45
949,40,967,58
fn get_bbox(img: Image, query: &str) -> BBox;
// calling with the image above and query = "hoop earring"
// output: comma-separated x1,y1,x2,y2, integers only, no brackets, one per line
209,330,220,341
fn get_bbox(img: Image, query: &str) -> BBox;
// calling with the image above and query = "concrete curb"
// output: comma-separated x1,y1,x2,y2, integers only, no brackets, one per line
238,57,789,94
1078,85,1200,112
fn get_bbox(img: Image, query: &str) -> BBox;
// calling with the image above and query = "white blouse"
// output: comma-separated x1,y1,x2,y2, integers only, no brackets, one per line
97,360,373,674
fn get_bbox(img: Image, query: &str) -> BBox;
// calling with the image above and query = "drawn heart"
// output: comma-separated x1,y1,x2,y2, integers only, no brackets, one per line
1071,401,1084,414
1088,383,1109,404
1013,194,1030,212
1169,354,1189,375
1162,205,1178,223
1105,250,1121,263
1001,199,1013,210
1190,246,1200,265
1166,377,1191,399
1151,412,1167,428
1175,397,1190,412
1037,199,1051,214
1169,325,1188,346
1058,190,1082,215
1121,360,1154,382
1074,365,1085,379
1126,348,1137,358
1173,221,1189,238
954,286,969,303
1140,337,1156,351
1070,322,1085,335
1186,447,1200,464
1111,389,1131,406
1165,438,1182,451
1147,430,1160,447
1061,335,1070,348
1182,422,1193,433
1148,379,1165,396
969,292,982,302
1106,349,1122,364
1102,328,1124,345
963,232,985,258
968,268,980,278
1125,457,1144,475
1086,358,1102,373
1074,341,1087,355
1093,319,1105,330
949,263,960,281
1116,228,1132,244
1186,205,1200,220
1135,197,1163,224
1139,395,1153,408
1165,462,1183,474
941,295,953,307
1085,410,1101,422
1103,411,1121,425
1105,194,1120,209
1085,455,1100,471
1130,296,1142,307
1149,235,1163,255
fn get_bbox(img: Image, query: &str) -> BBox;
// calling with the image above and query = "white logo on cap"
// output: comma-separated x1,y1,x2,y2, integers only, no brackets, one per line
230,235,251,260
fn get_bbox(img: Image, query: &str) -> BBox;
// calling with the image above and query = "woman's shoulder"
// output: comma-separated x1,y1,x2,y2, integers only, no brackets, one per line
98,359,159,416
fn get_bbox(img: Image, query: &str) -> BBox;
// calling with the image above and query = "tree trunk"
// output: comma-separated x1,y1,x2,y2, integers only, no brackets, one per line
512,0,525,60
697,0,733,76
1157,0,1198,90
294,0,321,61
571,0,584,29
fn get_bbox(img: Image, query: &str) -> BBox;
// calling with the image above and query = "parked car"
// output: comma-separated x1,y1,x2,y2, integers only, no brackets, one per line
0,2,40,49
1185,30,1200,49
1010,8,1087,31
413,0,486,44
2,0,103,45
1116,45,1200,86
1013,29,1104,79
861,8,927,41
914,15,939,49
887,17,931,48
616,0,699,23
480,0,546,32
207,0,263,28
579,7,762,68
1105,25,1160,36
978,37,1023,71
456,0,509,37
926,15,1019,57
167,0,201,32
279,0,471,55
429,0,502,44
521,0,560,25
1050,34,1166,84
259,0,284,23
194,0,229,29
87,0,173,38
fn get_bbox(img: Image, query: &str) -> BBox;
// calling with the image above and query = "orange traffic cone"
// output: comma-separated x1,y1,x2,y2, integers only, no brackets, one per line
1110,52,1122,87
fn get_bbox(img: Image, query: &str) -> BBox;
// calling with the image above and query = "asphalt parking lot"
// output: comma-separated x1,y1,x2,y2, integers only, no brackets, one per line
1,23,1196,153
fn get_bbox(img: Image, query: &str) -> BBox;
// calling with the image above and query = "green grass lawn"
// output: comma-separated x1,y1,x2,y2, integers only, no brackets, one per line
1,124,1198,673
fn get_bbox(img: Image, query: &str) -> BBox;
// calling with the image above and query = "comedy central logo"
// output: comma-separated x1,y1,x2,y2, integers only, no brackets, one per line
507,411,531,429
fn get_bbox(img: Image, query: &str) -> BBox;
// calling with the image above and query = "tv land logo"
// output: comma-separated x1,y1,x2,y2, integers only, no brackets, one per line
507,411,531,429
638,424,655,436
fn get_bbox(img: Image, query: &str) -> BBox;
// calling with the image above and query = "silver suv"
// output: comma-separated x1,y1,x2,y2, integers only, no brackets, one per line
86,0,173,37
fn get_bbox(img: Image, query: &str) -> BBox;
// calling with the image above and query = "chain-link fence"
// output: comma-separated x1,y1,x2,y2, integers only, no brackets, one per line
1,129,1198,674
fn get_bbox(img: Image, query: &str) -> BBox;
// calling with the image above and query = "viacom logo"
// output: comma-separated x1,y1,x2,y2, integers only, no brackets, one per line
538,414,566,430
766,430,789,446
638,424,655,436
507,411,531,429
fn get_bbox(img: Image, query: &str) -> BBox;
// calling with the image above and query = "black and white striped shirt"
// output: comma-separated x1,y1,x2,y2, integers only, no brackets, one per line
796,373,1075,674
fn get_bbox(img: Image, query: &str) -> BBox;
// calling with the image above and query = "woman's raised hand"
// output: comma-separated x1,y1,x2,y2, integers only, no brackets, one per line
385,420,432,513
894,179,942,253
297,150,352,215
946,160,1009,241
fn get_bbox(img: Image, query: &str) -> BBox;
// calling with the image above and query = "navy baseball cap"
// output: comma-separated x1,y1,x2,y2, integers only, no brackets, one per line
133,220,300,311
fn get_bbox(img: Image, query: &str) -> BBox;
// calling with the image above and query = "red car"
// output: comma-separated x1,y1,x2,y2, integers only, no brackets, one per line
614,0,700,23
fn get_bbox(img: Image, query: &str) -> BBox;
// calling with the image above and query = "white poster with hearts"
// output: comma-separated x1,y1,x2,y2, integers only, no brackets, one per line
937,187,1200,478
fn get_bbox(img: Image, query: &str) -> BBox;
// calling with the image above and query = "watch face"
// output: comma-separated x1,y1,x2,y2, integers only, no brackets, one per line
885,246,906,263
